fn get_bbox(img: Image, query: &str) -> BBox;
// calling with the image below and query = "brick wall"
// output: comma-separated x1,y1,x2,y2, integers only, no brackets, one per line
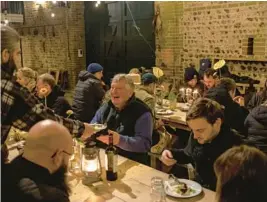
14,1,85,90
155,1,267,80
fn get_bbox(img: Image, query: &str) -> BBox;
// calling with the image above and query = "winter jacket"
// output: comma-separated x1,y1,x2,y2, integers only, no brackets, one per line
247,91,267,111
244,104,267,136
2,155,69,202
170,124,243,191
134,86,155,112
72,71,105,123
39,85,71,118
205,84,249,135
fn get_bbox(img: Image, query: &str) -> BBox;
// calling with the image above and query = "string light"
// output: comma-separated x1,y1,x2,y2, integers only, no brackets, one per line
95,1,100,7
51,13,55,18
4,19,9,25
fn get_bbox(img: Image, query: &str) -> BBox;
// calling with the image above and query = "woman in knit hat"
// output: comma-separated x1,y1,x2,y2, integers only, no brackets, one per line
184,66,205,96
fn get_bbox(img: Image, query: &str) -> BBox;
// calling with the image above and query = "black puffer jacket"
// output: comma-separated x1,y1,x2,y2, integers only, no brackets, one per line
244,104,267,136
39,85,71,117
72,71,105,123
205,84,249,135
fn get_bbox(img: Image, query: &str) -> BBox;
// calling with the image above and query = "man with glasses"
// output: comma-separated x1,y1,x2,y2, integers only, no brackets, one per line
2,120,73,202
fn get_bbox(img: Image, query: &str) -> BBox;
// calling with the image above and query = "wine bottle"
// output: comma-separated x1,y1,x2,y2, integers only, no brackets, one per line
105,134,118,181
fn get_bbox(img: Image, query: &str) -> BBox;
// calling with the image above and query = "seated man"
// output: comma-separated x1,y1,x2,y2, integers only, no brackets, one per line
72,63,106,123
205,78,249,135
91,74,153,164
36,73,71,117
161,98,243,191
134,73,157,112
2,120,73,202
203,68,219,90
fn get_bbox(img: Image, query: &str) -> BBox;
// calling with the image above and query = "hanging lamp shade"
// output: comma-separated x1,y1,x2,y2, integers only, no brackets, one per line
153,67,164,78
213,59,226,70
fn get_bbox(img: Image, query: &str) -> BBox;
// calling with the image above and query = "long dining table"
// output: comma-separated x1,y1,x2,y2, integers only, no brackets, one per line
8,147,215,202
155,100,191,131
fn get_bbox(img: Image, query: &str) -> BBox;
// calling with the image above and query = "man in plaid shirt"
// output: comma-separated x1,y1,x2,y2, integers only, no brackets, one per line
1,25,94,146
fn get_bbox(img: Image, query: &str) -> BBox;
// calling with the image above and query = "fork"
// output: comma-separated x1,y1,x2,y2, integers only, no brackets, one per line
168,174,186,186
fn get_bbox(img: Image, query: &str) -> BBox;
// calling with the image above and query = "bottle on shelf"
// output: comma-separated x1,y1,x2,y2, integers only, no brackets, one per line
105,133,118,181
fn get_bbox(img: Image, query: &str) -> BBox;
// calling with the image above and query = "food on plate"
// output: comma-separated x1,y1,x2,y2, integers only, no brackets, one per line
176,183,196,195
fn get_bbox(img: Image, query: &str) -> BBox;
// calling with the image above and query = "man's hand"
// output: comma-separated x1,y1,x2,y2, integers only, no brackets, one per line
80,123,95,141
233,96,244,106
160,149,177,166
97,130,120,145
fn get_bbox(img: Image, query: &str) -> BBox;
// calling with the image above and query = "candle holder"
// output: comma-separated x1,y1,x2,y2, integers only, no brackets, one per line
185,88,193,103
193,89,200,100
81,141,102,185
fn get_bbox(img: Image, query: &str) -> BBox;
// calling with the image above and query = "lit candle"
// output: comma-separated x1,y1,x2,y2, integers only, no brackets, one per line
186,88,192,95
82,158,98,172
179,88,185,97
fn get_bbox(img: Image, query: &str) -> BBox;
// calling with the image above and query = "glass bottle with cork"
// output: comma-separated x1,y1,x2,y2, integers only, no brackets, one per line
105,133,118,181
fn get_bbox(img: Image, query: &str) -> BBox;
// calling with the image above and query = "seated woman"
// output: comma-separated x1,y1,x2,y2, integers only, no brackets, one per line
16,67,38,92
214,145,267,202
184,65,205,96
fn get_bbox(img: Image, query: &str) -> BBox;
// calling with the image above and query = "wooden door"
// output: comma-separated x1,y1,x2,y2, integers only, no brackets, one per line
84,1,155,85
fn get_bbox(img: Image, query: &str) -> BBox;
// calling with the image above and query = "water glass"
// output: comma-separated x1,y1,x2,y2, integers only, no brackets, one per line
150,177,166,202
69,139,81,174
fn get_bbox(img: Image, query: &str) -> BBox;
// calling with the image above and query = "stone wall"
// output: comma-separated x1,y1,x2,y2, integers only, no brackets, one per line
155,1,267,80
14,1,85,90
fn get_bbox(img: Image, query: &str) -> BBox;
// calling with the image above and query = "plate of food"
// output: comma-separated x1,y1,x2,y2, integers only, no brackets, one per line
164,178,202,198
156,109,174,115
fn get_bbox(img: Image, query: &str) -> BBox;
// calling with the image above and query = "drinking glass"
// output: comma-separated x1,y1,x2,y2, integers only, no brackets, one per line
69,139,81,175
150,177,166,202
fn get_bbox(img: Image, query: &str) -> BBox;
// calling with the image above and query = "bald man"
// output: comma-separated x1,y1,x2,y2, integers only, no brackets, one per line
3,120,73,202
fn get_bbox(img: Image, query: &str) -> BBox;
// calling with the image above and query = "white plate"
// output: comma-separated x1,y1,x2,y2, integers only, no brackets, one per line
164,179,202,198
156,110,173,115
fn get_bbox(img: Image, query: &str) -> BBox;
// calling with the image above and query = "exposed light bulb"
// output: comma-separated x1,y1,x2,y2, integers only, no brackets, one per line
97,1,101,4
4,19,9,25
35,0,46,5
95,3,98,7
52,1,57,4
51,13,55,18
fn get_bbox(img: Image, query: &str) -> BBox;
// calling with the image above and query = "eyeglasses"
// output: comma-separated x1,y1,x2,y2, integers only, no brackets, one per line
51,150,72,158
